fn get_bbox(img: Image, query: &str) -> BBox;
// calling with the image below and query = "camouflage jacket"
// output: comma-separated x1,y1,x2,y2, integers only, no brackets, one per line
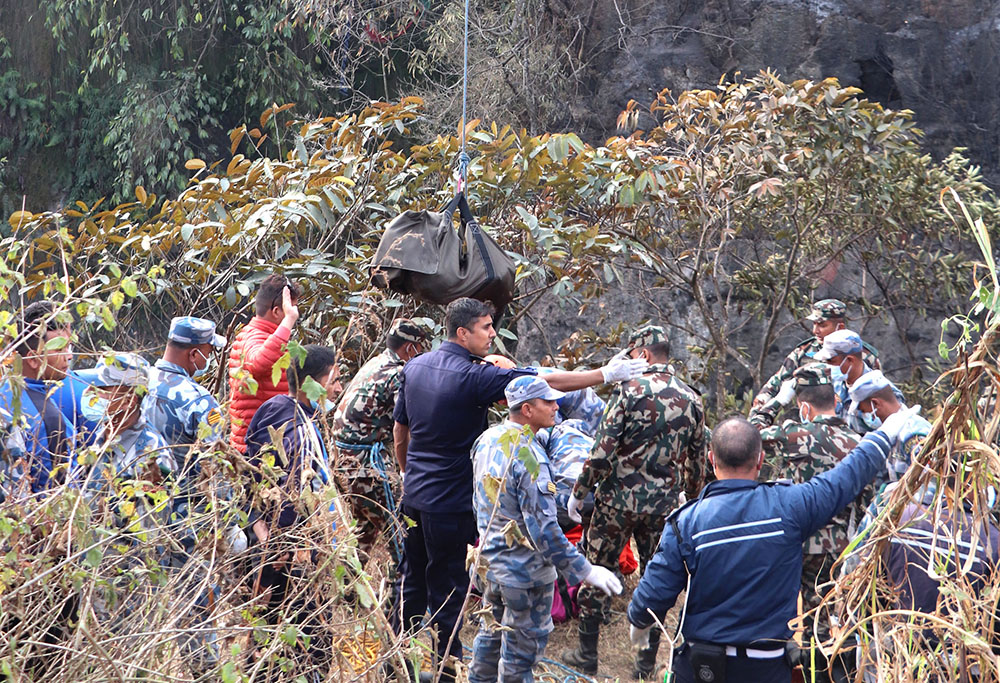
332,348,403,448
145,360,224,464
759,413,863,555
751,337,881,422
573,363,706,515
471,420,591,588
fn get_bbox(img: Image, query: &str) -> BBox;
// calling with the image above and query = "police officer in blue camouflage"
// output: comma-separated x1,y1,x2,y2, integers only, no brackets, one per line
814,330,904,435
145,316,226,459
469,376,622,683
627,411,919,683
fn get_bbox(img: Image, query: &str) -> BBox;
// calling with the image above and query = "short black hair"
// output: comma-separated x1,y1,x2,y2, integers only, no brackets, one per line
644,341,671,361
870,386,901,405
711,416,762,470
386,334,406,352
255,274,301,317
796,384,836,411
445,298,494,338
287,344,336,394
17,301,66,356
166,339,202,352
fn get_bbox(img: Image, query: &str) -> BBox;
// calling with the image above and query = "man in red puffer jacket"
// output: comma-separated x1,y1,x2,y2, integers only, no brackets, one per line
228,274,300,453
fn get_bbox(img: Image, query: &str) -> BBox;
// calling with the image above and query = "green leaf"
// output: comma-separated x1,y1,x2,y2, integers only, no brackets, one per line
84,547,103,568
300,375,327,402
121,277,138,297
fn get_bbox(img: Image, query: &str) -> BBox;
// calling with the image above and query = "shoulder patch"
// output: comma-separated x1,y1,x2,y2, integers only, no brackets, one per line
547,481,557,494
206,408,222,426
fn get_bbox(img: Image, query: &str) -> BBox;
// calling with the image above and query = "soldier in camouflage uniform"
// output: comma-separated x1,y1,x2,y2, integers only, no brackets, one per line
757,363,862,683
750,299,880,425
469,376,621,683
331,318,428,559
563,325,706,679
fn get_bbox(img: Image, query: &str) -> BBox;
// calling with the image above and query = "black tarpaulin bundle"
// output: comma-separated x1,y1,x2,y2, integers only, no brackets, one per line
370,192,515,312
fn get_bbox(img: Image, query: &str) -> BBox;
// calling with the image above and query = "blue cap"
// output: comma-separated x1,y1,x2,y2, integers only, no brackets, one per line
505,375,565,409
815,329,864,361
92,353,150,388
168,316,226,349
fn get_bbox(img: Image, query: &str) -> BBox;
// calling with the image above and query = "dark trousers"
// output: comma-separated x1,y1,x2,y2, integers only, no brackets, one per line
391,504,478,662
673,645,792,683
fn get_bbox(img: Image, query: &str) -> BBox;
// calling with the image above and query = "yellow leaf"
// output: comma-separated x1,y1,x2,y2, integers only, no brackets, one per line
8,210,33,228
135,185,147,204
185,158,206,170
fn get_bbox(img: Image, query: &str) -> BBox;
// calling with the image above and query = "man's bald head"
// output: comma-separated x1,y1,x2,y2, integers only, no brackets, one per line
711,416,762,471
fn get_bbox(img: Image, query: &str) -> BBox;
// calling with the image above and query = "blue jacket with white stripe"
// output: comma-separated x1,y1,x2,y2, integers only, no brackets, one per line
627,430,892,647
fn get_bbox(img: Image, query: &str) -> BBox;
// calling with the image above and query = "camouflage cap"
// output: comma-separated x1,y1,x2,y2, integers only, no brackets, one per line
626,324,668,349
848,370,892,411
388,318,429,344
92,353,150,388
169,316,226,349
805,299,847,323
505,375,565,409
792,362,833,387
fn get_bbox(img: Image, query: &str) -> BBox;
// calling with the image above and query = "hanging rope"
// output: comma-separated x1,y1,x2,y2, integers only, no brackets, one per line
456,0,471,193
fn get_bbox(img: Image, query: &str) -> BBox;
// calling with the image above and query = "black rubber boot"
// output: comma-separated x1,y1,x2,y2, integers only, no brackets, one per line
632,627,661,679
561,618,600,675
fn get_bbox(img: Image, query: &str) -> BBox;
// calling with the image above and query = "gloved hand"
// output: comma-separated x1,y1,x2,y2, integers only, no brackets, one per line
630,624,652,649
776,379,797,406
584,565,623,596
601,349,648,383
877,405,922,444
567,495,585,524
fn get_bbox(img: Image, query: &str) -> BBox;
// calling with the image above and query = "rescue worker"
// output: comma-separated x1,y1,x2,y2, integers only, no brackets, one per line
228,274,300,453
626,411,917,683
468,376,622,682
331,318,428,560
815,331,904,434
0,301,80,495
563,325,706,679
391,297,647,680
144,316,228,674
756,363,862,682
750,299,879,423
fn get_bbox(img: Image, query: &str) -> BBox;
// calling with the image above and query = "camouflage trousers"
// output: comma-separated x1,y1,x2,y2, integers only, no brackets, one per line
468,579,554,683
577,502,665,622
336,444,400,560
801,552,834,643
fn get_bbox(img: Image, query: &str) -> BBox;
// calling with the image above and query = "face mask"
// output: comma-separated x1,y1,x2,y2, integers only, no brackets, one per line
309,398,331,413
81,389,108,423
829,362,847,385
192,349,211,378
861,411,882,430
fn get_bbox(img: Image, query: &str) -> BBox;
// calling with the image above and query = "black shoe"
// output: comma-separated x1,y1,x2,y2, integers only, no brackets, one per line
560,619,600,675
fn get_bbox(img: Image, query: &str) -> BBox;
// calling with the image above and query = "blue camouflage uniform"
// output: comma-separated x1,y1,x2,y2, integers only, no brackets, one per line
146,360,223,453
835,367,906,434
534,419,594,511
628,430,894,683
533,367,605,435
469,420,592,683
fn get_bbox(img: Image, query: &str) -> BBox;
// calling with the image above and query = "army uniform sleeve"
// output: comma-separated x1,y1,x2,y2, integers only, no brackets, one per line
751,344,805,412
573,386,627,499
518,462,591,585
682,395,707,499
187,393,224,441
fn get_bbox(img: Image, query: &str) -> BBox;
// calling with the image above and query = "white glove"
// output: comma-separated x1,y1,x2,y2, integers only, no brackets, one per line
567,495,585,524
601,349,648,383
630,624,652,649
584,565,623,596
225,526,248,554
776,379,797,406
877,405,922,444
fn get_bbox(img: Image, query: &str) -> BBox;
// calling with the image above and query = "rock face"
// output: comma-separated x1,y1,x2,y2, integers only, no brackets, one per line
573,0,1000,184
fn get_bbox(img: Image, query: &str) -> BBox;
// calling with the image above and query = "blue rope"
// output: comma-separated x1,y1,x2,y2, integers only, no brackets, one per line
335,441,402,562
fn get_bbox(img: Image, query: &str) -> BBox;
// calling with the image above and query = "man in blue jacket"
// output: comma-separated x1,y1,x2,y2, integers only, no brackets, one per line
627,410,916,683
0,301,80,496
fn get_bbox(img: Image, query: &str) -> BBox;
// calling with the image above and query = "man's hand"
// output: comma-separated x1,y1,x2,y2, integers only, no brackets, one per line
280,286,299,328
601,349,648,383
878,405,921,444
630,624,652,650
583,565,622,596
567,495,584,524
776,379,797,406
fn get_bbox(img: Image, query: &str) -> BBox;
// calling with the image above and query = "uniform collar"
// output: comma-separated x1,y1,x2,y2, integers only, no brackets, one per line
646,362,672,374
440,340,474,359
812,413,846,427
384,347,403,364
155,359,191,377
700,478,759,497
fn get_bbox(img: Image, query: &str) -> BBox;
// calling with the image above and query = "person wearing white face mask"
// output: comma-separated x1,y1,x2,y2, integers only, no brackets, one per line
145,316,228,460
815,330,905,434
